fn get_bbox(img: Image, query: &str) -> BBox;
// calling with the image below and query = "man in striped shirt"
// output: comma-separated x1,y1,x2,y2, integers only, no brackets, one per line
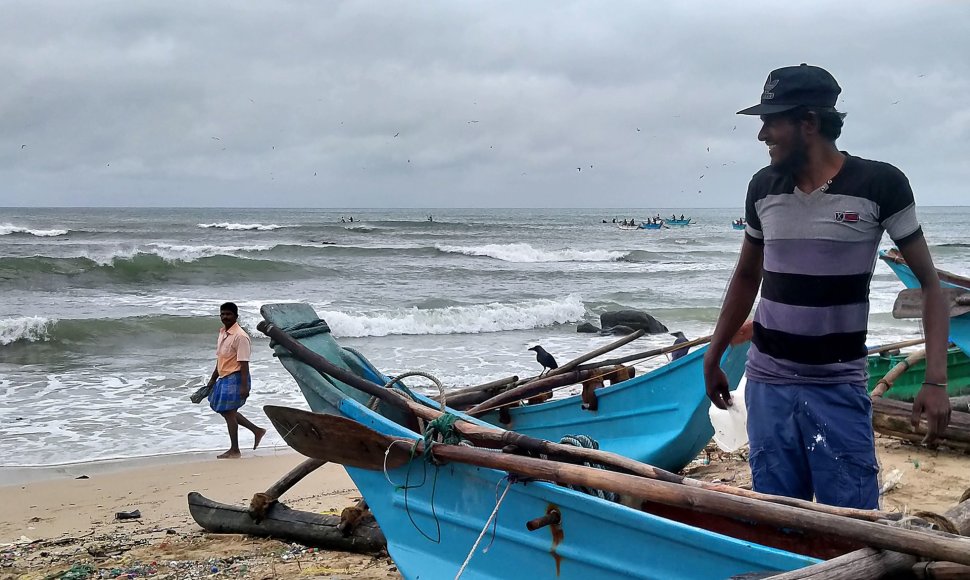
704,64,951,509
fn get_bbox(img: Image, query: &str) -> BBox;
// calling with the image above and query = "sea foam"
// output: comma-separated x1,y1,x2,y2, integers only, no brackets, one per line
0,223,69,237
322,295,587,337
0,316,55,345
197,222,286,231
436,243,626,263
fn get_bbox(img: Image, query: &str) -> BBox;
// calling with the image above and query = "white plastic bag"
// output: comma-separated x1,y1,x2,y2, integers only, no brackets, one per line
709,378,748,452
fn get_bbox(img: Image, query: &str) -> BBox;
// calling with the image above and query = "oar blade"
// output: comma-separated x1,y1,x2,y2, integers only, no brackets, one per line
263,405,413,470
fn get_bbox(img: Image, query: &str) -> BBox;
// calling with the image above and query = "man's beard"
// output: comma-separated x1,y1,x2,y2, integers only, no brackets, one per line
770,134,808,177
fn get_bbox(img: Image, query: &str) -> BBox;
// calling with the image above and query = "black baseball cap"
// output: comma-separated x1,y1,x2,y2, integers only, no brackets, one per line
737,63,841,115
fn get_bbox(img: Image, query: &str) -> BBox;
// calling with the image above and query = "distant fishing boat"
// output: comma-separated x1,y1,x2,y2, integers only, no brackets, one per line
665,218,693,226
639,222,664,230
731,222,745,230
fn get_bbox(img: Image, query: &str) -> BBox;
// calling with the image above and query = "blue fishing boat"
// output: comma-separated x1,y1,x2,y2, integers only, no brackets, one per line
258,303,835,579
879,248,970,356
259,303,748,472
639,222,664,230
666,218,693,226
731,222,746,230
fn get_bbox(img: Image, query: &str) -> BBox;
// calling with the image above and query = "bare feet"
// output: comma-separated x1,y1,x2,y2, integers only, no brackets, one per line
253,427,267,450
217,450,242,459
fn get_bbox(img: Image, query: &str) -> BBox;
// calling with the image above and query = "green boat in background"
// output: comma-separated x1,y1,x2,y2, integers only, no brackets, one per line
867,347,970,401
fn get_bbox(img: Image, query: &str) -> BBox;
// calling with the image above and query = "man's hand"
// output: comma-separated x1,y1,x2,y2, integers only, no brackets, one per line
911,384,951,443
704,357,733,410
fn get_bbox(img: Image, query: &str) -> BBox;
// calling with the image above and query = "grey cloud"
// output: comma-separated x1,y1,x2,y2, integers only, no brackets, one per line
1,0,968,207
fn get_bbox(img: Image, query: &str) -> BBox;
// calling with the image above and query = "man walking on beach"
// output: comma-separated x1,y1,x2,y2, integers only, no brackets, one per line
704,64,950,509
206,302,266,459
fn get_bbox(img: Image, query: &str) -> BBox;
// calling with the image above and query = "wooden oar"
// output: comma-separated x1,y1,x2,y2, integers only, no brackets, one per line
256,320,896,523
870,348,927,398
893,288,970,319
866,337,927,356
467,334,711,415
263,406,970,567
539,329,645,379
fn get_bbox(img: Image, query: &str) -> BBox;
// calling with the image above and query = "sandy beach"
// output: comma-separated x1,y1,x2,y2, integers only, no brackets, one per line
1,451,398,579
3,434,969,579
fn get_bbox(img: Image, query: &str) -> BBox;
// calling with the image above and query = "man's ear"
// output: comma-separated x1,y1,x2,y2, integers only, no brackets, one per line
801,110,821,136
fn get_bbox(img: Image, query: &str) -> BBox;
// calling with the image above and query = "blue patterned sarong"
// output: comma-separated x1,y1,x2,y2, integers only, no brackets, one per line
209,372,246,413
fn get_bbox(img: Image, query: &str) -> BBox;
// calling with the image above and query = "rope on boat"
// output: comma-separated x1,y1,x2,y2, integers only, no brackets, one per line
383,370,447,412
455,476,514,579
269,319,330,349
558,435,620,503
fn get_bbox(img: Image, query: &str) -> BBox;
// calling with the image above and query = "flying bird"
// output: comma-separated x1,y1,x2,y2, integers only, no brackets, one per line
394,132,400,137
528,345,559,377
670,332,690,361
576,167,581,172
21,144,26,149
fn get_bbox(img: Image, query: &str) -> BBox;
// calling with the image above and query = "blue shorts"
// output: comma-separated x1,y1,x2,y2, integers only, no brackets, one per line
209,372,247,413
745,381,879,509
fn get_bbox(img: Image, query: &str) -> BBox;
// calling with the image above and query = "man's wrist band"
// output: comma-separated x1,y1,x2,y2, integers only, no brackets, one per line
922,381,948,388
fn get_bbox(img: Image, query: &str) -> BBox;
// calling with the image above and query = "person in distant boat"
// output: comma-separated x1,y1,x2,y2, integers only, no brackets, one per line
349,216,354,222
204,302,266,459
704,64,950,510
428,215,433,222
612,217,617,223
680,214,685,220
340,217,346,223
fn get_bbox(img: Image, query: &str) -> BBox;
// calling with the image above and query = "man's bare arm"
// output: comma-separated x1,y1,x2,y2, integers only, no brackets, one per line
897,234,951,441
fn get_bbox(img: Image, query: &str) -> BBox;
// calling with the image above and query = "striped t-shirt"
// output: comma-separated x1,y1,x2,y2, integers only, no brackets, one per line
744,154,922,386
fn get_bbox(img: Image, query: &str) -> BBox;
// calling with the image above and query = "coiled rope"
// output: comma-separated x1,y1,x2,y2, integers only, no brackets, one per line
557,435,620,503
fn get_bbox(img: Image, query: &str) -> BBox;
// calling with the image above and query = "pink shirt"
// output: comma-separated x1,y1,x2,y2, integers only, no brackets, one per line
216,323,251,377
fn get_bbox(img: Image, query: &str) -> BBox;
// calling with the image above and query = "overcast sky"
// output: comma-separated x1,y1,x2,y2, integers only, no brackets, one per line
1,1,968,208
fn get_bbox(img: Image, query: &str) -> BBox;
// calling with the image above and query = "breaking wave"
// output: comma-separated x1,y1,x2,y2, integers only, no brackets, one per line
435,243,627,263
0,223,69,237
321,295,588,337
197,222,287,231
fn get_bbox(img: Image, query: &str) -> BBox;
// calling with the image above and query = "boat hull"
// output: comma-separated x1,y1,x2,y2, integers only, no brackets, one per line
867,348,970,400
262,303,819,579
878,249,970,358
261,303,746,472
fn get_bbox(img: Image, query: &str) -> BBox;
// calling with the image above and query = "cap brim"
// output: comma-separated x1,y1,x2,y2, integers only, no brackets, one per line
736,103,801,115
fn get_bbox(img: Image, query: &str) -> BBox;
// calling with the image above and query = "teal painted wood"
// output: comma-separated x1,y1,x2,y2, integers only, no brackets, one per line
639,222,663,229
665,218,693,226
878,250,970,358
476,341,748,472
732,223,746,230
261,303,748,472
261,303,819,579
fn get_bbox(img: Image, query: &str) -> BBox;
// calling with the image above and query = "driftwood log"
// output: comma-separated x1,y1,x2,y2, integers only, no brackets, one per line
950,396,970,414
187,492,386,554
871,397,970,448
249,457,326,521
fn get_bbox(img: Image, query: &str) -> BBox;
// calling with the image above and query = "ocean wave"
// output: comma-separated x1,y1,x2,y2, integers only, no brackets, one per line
435,243,627,263
197,222,287,231
0,316,55,345
0,251,321,287
0,314,221,347
0,223,69,237
322,295,588,337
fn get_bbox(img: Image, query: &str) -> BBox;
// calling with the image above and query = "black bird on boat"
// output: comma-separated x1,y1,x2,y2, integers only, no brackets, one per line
528,345,559,376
